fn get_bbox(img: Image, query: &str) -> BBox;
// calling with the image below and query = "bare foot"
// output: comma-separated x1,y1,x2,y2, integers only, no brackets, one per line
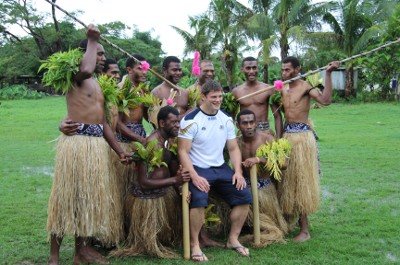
293,231,310,242
82,245,104,259
74,246,109,265
199,229,224,248
199,237,224,248
47,256,58,265
73,254,109,265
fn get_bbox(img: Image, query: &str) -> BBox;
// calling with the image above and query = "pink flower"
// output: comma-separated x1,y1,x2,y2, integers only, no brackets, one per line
140,61,150,73
192,51,201,76
167,99,174,105
274,80,284,90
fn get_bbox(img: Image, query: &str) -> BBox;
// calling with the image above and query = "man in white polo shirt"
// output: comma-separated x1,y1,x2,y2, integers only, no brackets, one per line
178,80,252,262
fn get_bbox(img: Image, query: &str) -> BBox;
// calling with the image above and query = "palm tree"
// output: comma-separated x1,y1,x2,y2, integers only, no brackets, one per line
245,0,334,82
170,14,214,59
321,0,398,95
172,0,253,88
205,0,254,88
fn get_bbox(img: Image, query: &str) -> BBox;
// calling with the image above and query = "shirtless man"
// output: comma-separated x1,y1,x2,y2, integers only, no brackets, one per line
111,106,191,258
103,58,120,81
236,109,288,245
187,60,215,107
152,56,189,119
58,58,120,135
115,54,148,144
233,57,283,137
278,56,339,242
47,25,131,265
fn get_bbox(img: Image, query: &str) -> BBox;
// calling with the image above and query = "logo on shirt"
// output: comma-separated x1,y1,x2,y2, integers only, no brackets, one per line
208,116,216,120
201,127,206,130
179,123,194,134
219,125,224,130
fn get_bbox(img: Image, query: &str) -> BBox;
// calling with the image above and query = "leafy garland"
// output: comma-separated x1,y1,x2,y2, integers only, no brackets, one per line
221,92,240,116
97,75,119,124
306,72,324,92
255,138,291,181
132,139,167,173
187,86,201,109
39,48,84,94
117,78,159,116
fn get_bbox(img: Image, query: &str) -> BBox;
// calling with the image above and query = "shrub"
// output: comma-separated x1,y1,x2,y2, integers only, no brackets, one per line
0,85,46,100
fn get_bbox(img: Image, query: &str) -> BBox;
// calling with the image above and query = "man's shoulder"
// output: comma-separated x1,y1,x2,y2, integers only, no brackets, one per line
232,84,245,95
183,108,202,121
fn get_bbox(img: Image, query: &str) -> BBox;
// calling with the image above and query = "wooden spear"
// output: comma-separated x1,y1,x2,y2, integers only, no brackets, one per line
43,0,180,92
250,164,260,246
237,37,400,101
181,181,190,259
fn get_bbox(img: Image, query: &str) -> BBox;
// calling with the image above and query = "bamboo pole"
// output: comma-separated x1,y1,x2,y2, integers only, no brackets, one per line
181,182,190,259
237,37,400,101
43,0,180,92
250,164,260,246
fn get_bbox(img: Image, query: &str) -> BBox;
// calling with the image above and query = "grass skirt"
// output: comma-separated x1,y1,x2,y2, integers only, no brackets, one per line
47,135,123,245
278,130,319,216
241,178,288,246
110,186,181,259
110,142,136,202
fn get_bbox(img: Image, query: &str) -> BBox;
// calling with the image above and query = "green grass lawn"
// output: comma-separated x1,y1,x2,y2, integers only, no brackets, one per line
0,97,399,264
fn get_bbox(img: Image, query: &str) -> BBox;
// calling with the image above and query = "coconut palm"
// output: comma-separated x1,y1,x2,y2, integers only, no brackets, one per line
170,14,214,59
204,0,254,88
245,0,334,82
321,0,398,95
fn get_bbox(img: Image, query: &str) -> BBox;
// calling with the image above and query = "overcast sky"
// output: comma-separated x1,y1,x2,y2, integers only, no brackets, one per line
31,0,256,58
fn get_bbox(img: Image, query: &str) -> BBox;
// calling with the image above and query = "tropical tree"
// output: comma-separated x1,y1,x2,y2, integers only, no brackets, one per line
171,14,215,59
245,0,334,82
173,0,253,88
204,0,254,88
321,0,398,96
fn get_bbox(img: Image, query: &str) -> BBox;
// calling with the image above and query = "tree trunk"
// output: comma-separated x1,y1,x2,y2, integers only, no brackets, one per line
345,65,354,98
51,0,62,52
263,63,269,84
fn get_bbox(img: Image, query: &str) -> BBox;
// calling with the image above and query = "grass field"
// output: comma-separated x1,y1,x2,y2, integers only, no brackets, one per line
0,96,399,264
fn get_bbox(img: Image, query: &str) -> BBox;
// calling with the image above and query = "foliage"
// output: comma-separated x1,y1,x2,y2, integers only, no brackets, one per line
132,139,167,172
0,85,45,100
255,138,291,181
221,92,240,116
204,204,222,228
97,75,119,124
187,86,202,109
38,48,83,93
306,72,324,90
355,3,400,100
116,78,156,116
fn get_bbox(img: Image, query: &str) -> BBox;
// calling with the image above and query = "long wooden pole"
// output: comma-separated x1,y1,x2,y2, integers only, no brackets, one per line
237,37,400,101
181,182,190,259
43,0,180,92
250,164,260,246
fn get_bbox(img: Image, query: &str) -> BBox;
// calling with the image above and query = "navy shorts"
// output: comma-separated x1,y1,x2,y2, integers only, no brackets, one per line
189,163,252,208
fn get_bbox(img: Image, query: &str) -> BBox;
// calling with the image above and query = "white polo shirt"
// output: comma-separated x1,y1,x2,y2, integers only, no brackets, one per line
179,108,236,168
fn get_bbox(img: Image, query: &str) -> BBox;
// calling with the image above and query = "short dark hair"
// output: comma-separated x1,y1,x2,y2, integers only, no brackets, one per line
126,54,146,68
201,80,222,96
162,56,180,69
78,39,100,52
103,58,117,73
157,106,179,127
241,56,257,66
236,109,256,123
282,56,300,69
